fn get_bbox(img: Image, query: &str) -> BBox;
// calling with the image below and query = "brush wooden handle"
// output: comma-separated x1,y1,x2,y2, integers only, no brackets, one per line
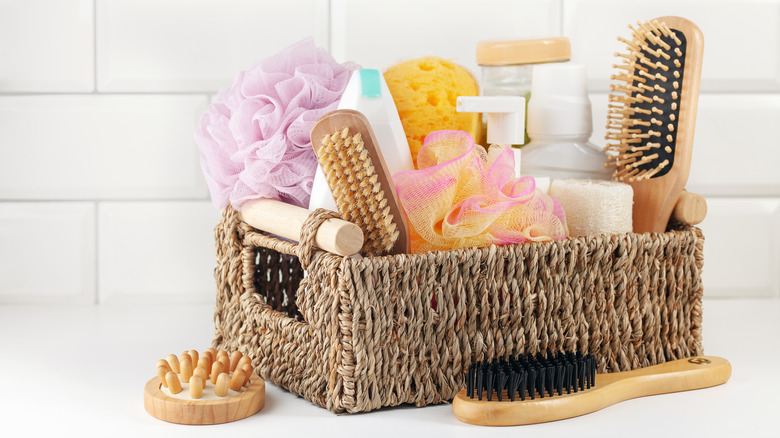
452,356,731,426
239,199,364,257
672,189,707,226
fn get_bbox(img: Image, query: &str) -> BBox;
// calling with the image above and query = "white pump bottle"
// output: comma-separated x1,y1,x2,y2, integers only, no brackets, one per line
521,63,612,181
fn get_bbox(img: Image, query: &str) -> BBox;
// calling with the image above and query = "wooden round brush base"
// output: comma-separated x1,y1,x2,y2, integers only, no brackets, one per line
144,374,265,425
144,349,264,425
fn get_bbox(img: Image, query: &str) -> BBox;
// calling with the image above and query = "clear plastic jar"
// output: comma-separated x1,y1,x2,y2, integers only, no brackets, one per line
480,64,533,97
477,37,571,144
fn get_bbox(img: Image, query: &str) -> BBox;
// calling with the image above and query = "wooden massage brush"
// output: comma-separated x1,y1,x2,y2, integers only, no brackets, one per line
605,16,705,233
144,348,265,424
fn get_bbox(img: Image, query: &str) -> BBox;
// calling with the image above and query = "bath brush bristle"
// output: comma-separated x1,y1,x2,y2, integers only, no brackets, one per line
311,109,410,256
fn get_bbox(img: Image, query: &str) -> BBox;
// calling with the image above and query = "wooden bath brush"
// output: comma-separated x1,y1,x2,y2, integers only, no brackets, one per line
310,109,410,256
144,348,264,425
605,16,704,233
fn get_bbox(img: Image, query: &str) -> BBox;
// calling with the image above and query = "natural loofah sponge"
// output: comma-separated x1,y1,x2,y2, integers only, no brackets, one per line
384,57,481,168
548,179,633,237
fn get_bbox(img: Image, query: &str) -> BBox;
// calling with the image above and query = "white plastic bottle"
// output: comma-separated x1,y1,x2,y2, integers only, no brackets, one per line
308,69,413,212
520,63,612,181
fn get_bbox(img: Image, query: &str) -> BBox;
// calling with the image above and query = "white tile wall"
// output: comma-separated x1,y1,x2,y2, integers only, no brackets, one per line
699,199,780,298
563,0,780,93
0,95,209,200
0,0,94,92
0,0,777,303
331,0,561,74
686,95,780,196
97,202,221,303
0,202,95,303
96,0,329,92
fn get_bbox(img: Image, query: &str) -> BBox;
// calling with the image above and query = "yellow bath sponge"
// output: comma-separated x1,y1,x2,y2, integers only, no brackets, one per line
384,57,481,168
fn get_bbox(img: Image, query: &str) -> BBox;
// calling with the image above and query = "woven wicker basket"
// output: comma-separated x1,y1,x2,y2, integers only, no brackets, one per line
211,207,704,413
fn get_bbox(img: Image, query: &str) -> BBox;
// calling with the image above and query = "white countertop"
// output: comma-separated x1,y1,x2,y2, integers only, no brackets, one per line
1,298,778,437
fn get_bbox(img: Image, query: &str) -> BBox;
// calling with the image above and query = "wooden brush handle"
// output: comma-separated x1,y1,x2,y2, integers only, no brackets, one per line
671,189,707,226
453,356,731,426
239,199,364,257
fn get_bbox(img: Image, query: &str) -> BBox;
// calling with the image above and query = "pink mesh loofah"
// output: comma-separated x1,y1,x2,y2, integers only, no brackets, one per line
195,38,359,210
393,130,568,253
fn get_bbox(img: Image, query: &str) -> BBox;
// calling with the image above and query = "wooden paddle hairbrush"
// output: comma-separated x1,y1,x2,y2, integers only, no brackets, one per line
605,17,703,233
452,353,731,426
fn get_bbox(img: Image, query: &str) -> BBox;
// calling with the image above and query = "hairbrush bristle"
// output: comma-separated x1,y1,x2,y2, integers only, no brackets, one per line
465,352,597,401
317,127,399,256
606,19,687,182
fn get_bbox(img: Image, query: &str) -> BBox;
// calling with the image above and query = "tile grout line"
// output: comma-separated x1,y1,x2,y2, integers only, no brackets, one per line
0,91,222,96
93,0,98,94
0,198,211,203
93,200,100,305
773,201,780,299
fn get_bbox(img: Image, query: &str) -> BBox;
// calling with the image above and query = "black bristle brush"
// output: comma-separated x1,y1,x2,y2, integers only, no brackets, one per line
464,352,596,402
453,353,730,426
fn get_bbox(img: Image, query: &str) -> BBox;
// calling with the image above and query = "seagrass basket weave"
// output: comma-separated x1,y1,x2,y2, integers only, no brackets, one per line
211,207,704,414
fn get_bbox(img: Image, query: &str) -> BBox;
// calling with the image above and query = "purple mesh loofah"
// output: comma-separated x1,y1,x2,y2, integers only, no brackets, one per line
195,38,359,210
